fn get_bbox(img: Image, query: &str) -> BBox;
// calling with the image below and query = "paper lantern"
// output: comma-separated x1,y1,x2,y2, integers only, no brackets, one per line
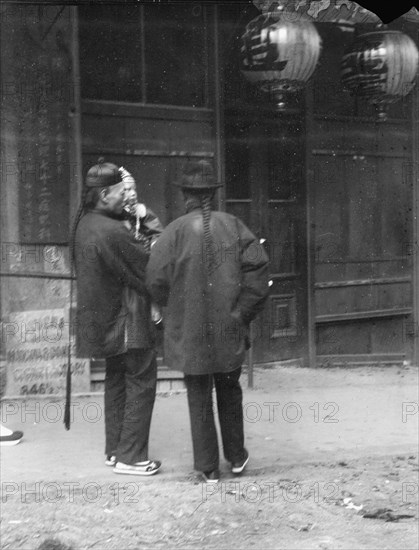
341,30,419,120
240,11,322,108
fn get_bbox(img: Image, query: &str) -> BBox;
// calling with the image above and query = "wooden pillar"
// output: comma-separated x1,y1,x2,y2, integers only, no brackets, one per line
212,4,226,212
412,62,419,367
304,81,317,368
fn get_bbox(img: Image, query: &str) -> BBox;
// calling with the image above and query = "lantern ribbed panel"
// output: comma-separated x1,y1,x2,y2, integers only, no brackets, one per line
241,14,322,94
385,32,418,97
388,36,401,95
341,31,419,107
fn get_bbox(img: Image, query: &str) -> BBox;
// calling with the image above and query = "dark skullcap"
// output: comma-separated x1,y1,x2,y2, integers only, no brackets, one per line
85,157,122,188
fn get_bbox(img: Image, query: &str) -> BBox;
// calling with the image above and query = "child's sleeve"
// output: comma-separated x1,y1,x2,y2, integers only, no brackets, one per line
141,207,164,246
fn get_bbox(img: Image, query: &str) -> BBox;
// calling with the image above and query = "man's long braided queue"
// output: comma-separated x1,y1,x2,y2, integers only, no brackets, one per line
200,194,217,275
198,192,218,365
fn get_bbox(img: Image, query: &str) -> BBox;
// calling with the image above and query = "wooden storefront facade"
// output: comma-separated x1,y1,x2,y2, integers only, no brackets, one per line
1,2,418,397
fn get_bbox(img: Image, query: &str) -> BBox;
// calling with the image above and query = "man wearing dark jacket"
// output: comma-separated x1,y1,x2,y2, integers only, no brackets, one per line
146,160,270,483
74,160,161,476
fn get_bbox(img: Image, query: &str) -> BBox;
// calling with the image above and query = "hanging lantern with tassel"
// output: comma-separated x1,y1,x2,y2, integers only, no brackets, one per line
341,30,419,121
240,8,322,109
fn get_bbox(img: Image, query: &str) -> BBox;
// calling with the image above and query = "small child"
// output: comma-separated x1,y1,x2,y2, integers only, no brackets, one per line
119,167,164,328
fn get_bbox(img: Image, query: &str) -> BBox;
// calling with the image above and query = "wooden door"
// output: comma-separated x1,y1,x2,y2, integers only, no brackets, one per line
225,112,310,365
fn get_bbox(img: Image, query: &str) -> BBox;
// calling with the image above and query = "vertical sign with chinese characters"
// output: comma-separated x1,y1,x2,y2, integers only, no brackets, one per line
15,7,72,243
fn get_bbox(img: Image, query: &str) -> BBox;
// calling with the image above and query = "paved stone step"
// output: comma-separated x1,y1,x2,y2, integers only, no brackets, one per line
90,378,186,393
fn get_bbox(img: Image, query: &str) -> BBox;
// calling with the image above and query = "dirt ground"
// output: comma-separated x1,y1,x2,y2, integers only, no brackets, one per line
1,453,418,550
1,364,418,550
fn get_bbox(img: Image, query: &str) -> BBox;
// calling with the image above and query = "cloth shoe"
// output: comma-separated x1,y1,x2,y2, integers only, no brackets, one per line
113,460,161,476
105,455,116,467
231,449,249,474
202,469,220,483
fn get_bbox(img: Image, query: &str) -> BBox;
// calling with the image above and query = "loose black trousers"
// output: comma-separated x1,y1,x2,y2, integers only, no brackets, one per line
105,348,157,465
184,367,246,472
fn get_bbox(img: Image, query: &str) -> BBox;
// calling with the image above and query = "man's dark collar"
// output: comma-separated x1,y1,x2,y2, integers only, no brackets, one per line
89,208,125,220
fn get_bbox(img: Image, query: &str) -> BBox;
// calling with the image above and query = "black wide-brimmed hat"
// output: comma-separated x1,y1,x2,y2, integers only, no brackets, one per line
174,160,223,191
85,158,122,188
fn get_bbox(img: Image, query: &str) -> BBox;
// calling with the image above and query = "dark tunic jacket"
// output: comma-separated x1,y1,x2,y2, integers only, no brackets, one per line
146,208,270,375
74,210,151,358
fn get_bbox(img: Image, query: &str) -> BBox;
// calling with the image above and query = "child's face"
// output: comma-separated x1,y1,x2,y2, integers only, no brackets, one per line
124,179,138,207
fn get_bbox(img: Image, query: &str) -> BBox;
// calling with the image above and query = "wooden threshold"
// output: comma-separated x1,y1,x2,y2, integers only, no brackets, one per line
317,353,407,367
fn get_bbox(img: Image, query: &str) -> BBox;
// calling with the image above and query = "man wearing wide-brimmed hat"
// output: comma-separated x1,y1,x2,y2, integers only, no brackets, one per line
146,159,270,483
73,159,161,477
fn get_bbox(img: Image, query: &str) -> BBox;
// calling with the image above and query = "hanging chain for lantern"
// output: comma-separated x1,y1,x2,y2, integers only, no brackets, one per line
341,30,419,121
240,5,322,109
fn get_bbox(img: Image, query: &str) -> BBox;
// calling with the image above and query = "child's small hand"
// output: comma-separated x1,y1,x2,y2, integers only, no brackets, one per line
134,203,147,219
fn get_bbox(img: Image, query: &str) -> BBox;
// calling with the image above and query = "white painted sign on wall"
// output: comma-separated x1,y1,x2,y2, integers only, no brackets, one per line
4,308,90,397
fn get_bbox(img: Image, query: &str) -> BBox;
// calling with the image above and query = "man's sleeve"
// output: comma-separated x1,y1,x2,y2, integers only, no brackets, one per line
102,225,149,295
145,229,173,307
234,218,270,325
